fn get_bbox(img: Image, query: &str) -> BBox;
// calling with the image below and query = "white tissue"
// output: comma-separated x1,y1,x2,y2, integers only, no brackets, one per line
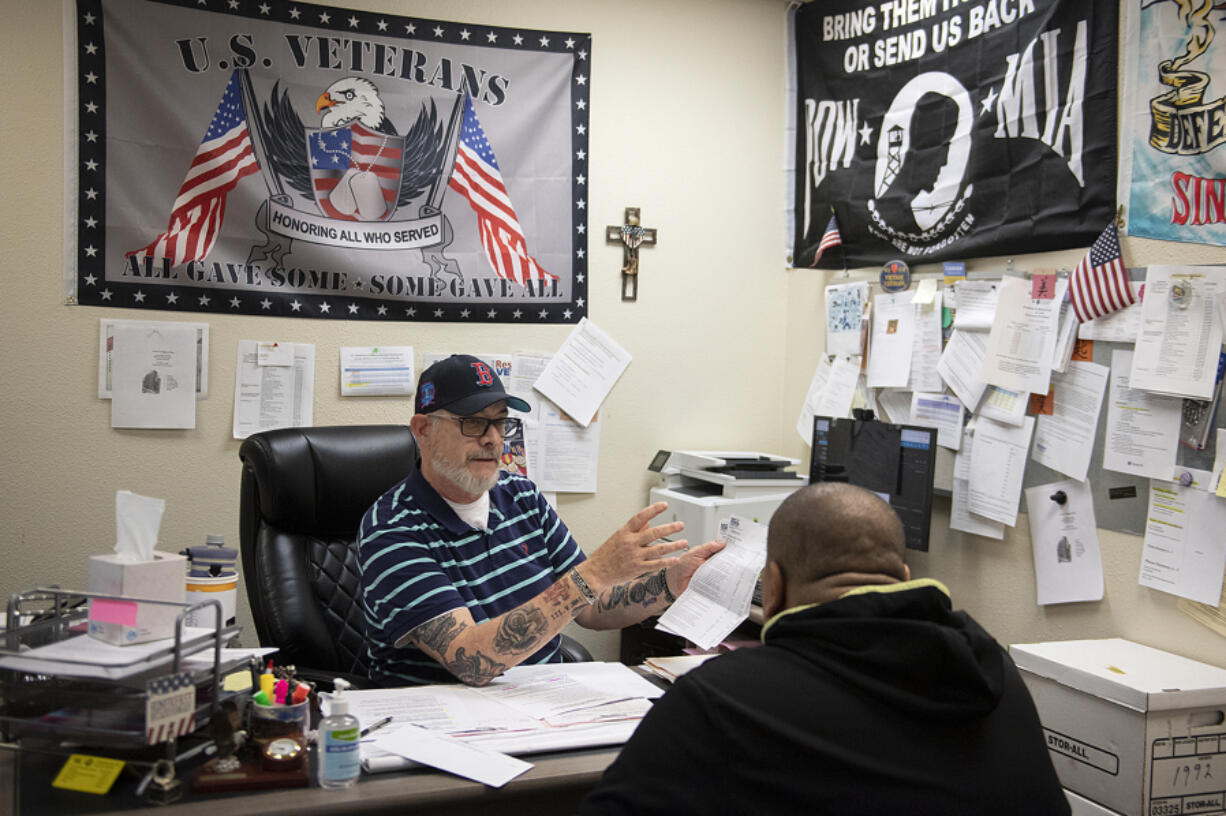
114,490,165,561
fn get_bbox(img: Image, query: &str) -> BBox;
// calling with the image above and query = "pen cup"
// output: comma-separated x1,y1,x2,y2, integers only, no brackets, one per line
249,697,309,756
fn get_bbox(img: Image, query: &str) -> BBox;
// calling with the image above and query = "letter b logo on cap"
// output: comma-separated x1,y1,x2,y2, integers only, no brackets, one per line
471,361,494,387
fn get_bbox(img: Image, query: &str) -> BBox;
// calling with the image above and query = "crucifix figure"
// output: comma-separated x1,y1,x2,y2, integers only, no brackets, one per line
606,207,657,301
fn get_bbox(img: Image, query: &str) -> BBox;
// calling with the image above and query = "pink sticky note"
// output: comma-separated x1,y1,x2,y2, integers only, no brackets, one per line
90,598,139,626
1031,274,1056,299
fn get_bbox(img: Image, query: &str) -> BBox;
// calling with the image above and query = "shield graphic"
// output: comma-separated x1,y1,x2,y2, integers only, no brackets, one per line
306,124,405,222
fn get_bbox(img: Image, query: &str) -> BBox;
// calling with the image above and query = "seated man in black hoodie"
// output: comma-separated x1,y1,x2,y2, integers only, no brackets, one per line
579,482,1069,815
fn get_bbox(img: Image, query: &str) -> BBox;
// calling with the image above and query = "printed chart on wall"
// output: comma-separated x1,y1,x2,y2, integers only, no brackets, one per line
67,0,590,323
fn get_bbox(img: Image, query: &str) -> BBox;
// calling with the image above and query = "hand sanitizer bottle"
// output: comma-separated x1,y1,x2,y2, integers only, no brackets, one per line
318,678,361,788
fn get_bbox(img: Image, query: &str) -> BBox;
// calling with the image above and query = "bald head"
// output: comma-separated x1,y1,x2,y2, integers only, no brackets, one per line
766,483,907,604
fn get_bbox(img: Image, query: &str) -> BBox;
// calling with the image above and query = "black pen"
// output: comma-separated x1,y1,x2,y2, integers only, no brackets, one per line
360,716,393,737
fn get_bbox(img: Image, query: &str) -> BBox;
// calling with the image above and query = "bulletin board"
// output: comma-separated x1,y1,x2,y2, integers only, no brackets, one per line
1019,270,1224,535
840,269,1225,538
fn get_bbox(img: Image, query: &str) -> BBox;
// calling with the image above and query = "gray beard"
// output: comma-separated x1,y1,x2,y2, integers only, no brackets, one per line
431,448,499,496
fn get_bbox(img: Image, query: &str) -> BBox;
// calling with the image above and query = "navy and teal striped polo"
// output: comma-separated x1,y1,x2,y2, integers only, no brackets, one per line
358,467,584,685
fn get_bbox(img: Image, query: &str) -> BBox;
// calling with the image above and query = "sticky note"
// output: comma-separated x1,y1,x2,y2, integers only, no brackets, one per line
89,598,138,626
52,754,125,794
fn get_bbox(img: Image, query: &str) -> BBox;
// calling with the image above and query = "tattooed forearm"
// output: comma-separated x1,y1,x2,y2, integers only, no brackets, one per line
408,613,468,655
447,646,507,686
541,577,590,620
493,607,549,653
595,568,672,613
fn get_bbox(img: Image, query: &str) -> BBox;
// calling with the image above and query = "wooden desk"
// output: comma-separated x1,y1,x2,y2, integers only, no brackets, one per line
58,746,618,816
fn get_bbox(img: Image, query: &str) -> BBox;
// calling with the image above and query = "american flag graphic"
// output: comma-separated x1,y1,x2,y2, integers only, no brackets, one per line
810,214,842,267
1069,223,1134,323
145,672,197,744
128,71,259,267
449,96,556,284
308,123,402,221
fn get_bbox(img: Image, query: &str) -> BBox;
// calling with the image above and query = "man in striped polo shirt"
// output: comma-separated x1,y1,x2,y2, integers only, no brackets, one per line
357,354,724,686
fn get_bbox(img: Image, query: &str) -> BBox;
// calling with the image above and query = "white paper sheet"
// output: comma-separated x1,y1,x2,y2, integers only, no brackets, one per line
99,318,209,399
867,293,916,388
967,416,1035,527
1031,361,1110,483
908,291,944,393
950,427,1005,539
532,318,631,428
981,276,1066,395
978,386,1028,427
910,392,964,450
814,356,860,419
111,324,198,429
534,402,600,493
951,280,998,330
1140,472,1226,606
1102,350,1181,480
1051,300,1079,374
231,340,315,439
825,281,869,357
656,515,766,650
1077,300,1142,342
875,389,914,425
937,329,989,411
347,662,656,774
508,352,552,421
374,724,532,787
796,355,833,444
339,346,414,396
1129,265,1225,400
1024,480,1104,605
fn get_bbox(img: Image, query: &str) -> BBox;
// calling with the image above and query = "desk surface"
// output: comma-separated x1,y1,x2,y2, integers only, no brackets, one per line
36,746,618,816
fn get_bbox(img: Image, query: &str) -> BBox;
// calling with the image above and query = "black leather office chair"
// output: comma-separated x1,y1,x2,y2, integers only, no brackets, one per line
238,424,591,689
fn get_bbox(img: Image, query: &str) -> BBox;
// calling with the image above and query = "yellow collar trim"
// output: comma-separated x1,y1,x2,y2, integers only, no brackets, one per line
759,578,950,641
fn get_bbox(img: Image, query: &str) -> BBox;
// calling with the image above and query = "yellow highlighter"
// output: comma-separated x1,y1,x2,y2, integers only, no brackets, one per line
260,660,276,699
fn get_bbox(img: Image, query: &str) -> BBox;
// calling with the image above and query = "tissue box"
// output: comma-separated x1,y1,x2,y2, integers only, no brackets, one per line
87,551,187,645
1011,639,1226,816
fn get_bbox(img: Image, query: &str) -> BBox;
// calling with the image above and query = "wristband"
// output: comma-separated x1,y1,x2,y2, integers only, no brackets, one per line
660,568,677,603
569,569,597,605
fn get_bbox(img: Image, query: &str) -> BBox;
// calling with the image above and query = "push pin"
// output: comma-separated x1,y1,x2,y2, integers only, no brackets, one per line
1050,490,1068,506
1170,280,1193,309
1179,471,1194,487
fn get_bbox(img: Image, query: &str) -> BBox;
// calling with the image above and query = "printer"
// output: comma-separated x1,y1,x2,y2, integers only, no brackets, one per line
648,450,808,546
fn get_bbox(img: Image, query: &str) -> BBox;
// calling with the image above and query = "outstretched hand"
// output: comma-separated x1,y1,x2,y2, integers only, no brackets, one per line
582,502,687,591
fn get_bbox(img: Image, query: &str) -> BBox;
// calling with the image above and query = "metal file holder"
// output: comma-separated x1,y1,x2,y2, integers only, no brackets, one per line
0,586,245,751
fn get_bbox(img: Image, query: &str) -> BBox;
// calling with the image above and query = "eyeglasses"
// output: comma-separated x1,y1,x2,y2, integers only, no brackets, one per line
434,415,522,438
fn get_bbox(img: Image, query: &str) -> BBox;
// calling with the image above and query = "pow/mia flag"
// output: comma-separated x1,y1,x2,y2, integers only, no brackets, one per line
792,0,1117,269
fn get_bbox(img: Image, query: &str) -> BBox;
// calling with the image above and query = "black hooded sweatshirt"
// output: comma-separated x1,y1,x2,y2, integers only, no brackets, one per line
579,580,1070,815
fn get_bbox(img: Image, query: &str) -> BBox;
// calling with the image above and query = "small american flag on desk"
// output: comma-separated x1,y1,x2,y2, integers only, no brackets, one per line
146,672,196,744
1070,223,1134,323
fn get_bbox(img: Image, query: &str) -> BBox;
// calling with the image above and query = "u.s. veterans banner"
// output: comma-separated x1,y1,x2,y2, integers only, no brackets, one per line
69,0,589,323
793,0,1118,269
1120,0,1226,247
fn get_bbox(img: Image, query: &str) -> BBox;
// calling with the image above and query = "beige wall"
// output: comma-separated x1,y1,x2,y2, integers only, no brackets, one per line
3,1,1223,669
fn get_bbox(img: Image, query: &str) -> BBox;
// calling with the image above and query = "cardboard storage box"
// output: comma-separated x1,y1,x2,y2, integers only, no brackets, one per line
1011,639,1226,816
1066,788,1124,815
87,551,187,645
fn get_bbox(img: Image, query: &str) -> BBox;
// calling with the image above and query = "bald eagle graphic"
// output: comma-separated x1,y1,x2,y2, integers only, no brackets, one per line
259,77,454,222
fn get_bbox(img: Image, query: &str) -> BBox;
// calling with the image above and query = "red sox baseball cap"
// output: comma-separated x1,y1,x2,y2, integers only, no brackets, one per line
415,354,530,415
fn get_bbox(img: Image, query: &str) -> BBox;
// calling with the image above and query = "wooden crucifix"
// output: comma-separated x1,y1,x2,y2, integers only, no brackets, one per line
606,207,657,301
